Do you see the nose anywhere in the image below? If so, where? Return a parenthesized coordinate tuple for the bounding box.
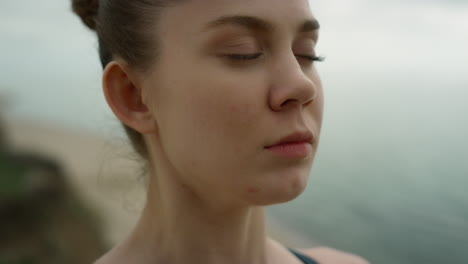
(268, 54, 318, 112)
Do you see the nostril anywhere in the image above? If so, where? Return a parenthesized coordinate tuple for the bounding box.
(303, 100, 313, 107)
(280, 99, 297, 108)
(279, 98, 314, 110)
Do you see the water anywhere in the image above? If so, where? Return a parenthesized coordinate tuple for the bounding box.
(269, 78, 468, 263)
(1, 0, 468, 263)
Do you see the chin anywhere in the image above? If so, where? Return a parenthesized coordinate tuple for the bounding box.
(245, 169, 309, 206)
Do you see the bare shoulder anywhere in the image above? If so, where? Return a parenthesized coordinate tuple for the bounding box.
(302, 247, 370, 264)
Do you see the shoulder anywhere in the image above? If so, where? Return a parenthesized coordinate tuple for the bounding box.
(302, 247, 370, 264)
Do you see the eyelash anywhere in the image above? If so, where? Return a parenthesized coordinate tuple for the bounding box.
(225, 53, 325, 62)
(300, 55, 326, 62)
(225, 53, 263, 60)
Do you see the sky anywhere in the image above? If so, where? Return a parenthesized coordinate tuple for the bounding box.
(0, 0, 467, 134)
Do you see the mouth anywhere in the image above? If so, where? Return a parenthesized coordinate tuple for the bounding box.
(265, 131, 313, 159)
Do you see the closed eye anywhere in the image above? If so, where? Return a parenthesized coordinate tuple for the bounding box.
(224, 53, 263, 60)
(222, 53, 325, 62)
(296, 55, 325, 62)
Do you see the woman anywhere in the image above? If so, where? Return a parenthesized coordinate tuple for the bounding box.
(72, 0, 369, 263)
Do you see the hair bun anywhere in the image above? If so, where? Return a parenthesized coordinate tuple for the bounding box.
(72, 0, 99, 30)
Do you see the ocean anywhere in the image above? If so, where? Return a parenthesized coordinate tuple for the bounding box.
(269, 78, 468, 263)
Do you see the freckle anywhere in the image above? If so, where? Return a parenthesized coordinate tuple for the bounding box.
(229, 104, 241, 113)
(247, 187, 259, 193)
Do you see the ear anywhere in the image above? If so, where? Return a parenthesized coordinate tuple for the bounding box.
(102, 61, 157, 134)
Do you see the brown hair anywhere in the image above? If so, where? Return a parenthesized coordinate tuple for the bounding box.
(72, 0, 183, 161)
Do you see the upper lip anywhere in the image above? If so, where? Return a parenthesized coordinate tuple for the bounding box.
(265, 131, 314, 148)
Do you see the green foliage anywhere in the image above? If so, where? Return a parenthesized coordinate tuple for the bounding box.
(0, 153, 29, 200)
(0, 255, 35, 264)
(0, 151, 107, 263)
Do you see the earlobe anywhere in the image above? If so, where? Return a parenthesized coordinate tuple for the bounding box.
(102, 61, 157, 134)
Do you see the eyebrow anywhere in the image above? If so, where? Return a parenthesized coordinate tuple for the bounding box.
(202, 15, 320, 34)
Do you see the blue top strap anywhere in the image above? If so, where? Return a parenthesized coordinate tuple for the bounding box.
(289, 248, 319, 264)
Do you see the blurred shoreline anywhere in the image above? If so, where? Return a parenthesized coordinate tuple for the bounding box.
(3, 116, 317, 248)
(3, 116, 141, 245)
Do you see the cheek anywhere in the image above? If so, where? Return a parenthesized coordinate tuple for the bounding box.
(305, 68, 324, 129)
(187, 77, 261, 152)
(190, 64, 266, 136)
(155, 65, 267, 176)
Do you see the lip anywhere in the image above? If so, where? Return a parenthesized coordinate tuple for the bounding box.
(265, 131, 313, 159)
(267, 131, 314, 147)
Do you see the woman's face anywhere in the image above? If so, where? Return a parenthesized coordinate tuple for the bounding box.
(143, 0, 324, 206)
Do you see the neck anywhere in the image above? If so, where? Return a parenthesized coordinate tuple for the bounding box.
(126, 174, 271, 264)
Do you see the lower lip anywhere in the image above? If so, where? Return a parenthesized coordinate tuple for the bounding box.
(265, 142, 312, 159)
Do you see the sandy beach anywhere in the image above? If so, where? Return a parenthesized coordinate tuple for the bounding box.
(3, 116, 144, 245)
(2, 116, 317, 248)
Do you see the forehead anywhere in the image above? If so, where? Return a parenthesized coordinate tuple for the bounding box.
(159, 0, 315, 36)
